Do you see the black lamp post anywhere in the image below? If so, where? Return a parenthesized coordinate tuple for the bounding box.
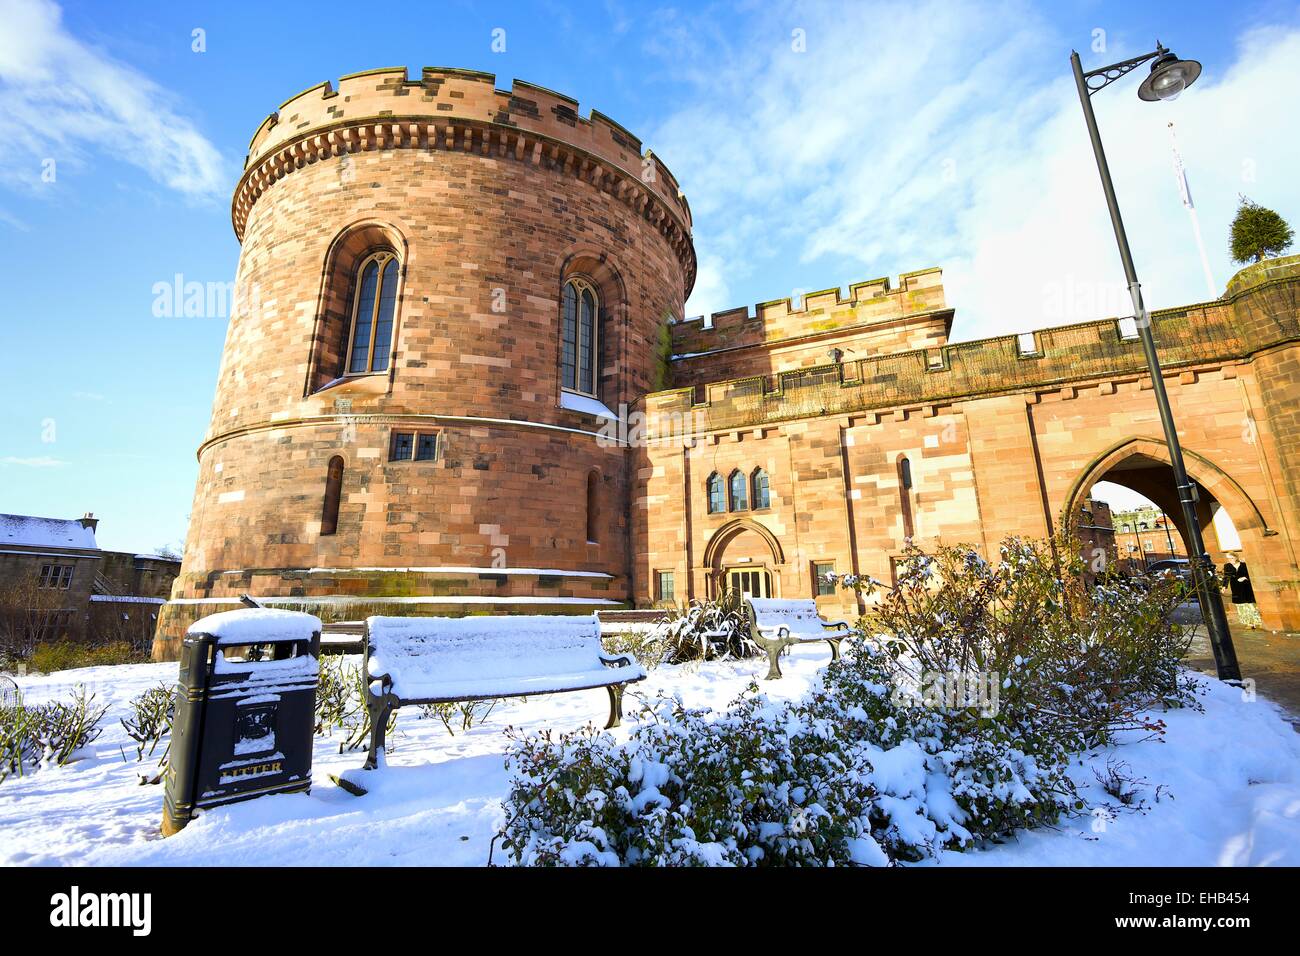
(1071, 42, 1242, 681)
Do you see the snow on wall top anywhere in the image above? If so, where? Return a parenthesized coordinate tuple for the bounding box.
(0, 514, 98, 550)
(188, 608, 322, 644)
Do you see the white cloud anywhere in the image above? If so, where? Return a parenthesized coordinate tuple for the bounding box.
(0, 0, 225, 196)
(0, 206, 28, 230)
(650, 2, 1300, 341)
(682, 252, 731, 322)
(1, 456, 66, 467)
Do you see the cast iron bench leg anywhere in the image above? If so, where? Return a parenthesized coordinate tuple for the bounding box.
(363, 694, 393, 771)
(761, 639, 784, 680)
(605, 683, 625, 729)
(827, 637, 842, 661)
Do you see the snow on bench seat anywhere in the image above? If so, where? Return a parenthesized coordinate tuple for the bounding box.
(366, 614, 643, 699)
(747, 599, 851, 640)
(355, 614, 646, 774)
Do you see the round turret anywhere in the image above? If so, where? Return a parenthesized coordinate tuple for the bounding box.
(154, 67, 695, 659)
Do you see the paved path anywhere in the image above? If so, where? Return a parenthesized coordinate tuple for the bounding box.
(1184, 618, 1300, 730)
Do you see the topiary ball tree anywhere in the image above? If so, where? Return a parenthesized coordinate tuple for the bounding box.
(1230, 196, 1294, 264)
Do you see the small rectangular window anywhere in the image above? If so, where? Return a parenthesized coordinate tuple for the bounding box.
(813, 562, 835, 596)
(389, 431, 414, 461)
(38, 565, 72, 589)
(415, 433, 438, 461)
(656, 571, 675, 604)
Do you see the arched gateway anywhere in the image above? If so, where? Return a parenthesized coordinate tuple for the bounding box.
(1061, 437, 1296, 628)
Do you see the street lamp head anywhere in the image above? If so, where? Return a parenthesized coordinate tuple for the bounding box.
(1138, 46, 1202, 102)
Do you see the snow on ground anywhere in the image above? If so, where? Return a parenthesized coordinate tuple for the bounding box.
(2, 645, 1299, 866)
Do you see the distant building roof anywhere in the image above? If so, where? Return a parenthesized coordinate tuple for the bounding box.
(0, 514, 99, 550)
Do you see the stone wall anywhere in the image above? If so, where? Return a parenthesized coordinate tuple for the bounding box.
(669, 269, 951, 388)
(637, 257, 1300, 630)
(0, 549, 98, 643)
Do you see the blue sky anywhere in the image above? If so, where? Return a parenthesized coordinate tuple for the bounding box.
(1, 0, 1297, 552)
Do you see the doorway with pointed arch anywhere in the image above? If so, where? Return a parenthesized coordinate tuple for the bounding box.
(703, 518, 784, 602)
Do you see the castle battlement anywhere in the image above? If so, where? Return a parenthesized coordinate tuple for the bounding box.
(647, 262, 1300, 436)
(237, 67, 691, 250)
(671, 267, 948, 359)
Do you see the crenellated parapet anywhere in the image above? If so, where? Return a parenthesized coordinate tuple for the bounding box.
(647, 257, 1300, 437)
(671, 267, 948, 359)
(233, 67, 695, 294)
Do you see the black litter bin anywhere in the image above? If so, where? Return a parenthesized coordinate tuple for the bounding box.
(163, 609, 321, 836)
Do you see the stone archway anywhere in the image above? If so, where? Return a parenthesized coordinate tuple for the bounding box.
(701, 518, 785, 600)
(1063, 437, 1297, 630)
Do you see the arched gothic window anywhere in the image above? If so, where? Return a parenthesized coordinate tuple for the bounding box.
(321, 456, 345, 536)
(707, 473, 725, 514)
(346, 251, 400, 375)
(728, 469, 748, 512)
(561, 278, 599, 397)
(751, 468, 770, 510)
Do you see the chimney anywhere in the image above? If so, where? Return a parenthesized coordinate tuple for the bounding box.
(79, 512, 99, 532)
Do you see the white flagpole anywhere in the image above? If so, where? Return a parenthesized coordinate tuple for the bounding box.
(1167, 121, 1218, 300)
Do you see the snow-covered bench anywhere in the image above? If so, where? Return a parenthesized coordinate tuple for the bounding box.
(746, 598, 853, 680)
(359, 614, 645, 771)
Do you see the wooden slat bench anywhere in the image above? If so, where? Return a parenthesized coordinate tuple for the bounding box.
(745, 598, 854, 680)
(359, 614, 645, 772)
(319, 620, 365, 655)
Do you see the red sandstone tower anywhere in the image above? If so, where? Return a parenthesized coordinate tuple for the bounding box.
(154, 67, 696, 659)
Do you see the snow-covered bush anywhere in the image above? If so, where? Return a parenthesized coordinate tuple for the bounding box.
(314, 656, 396, 751)
(837, 537, 1198, 751)
(1, 686, 107, 782)
(602, 629, 671, 670)
(653, 590, 758, 663)
(120, 683, 174, 761)
(314, 655, 357, 735)
(813, 643, 1074, 851)
(495, 646, 1081, 868)
(0, 703, 36, 782)
(495, 690, 890, 866)
(496, 537, 1197, 866)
